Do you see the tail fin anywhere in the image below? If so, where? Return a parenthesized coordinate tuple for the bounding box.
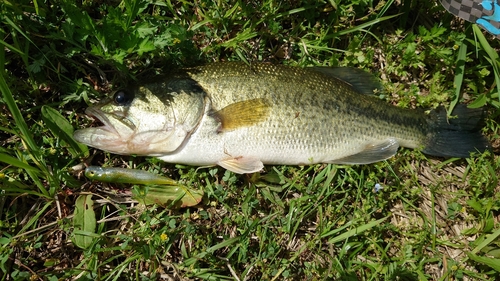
(422, 105, 491, 158)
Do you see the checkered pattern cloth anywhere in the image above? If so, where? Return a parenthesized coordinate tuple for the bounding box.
(440, 0, 500, 38)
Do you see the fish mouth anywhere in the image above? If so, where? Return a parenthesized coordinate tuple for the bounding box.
(73, 107, 136, 153)
(84, 107, 120, 135)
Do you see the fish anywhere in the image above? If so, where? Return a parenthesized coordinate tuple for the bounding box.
(73, 62, 491, 174)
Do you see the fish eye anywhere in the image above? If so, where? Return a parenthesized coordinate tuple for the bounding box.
(113, 90, 134, 105)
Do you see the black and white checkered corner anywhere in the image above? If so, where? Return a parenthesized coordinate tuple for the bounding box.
(440, 0, 500, 39)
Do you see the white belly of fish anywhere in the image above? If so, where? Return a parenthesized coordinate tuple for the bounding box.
(157, 113, 394, 174)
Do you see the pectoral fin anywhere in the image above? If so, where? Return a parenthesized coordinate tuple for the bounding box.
(330, 138, 399, 164)
(217, 157, 264, 174)
(213, 98, 270, 132)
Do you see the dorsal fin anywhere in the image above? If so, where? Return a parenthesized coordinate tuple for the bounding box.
(312, 67, 383, 96)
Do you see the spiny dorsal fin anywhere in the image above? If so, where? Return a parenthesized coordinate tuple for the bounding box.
(213, 98, 270, 132)
(312, 67, 383, 96)
(330, 138, 399, 164)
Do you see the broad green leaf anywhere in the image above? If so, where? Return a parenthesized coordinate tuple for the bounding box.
(124, 0, 149, 28)
(467, 94, 488, 108)
(41, 105, 89, 158)
(73, 195, 97, 249)
(61, 2, 96, 33)
(473, 25, 499, 61)
(137, 38, 156, 55)
(136, 185, 204, 208)
(135, 22, 156, 38)
(467, 199, 483, 213)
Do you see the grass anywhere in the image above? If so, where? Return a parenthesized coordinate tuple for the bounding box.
(1, 0, 500, 280)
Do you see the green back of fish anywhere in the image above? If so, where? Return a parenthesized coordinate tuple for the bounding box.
(186, 62, 428, 151)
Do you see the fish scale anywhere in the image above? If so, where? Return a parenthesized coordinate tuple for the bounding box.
(74, 62, 490, 174)
(151, 64, 419, 169)
(186, 63, 426, 151)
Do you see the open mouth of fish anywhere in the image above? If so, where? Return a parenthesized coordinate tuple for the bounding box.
(73, 106, 137, 150)
(84, 107, 119, 135)
(85, 107, 137, 133)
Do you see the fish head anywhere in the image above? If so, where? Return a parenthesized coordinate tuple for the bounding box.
(74, 79, 206, 156)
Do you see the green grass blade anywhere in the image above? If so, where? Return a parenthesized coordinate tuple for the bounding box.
(448, 41, 466, 116)
(182, 236, 240, 267)
(0, 153, 42, 174)
(473, 24, 500, 104)
(472, 25, 499, 61)
(328, 14, 401, 38)
(0, 73, 51, 195)
(0, 75, 38, 154)
(1, 187, 50, 198)
(0, 38, 24, 56)
(15, 201, 53, 236)
(2, 1, 499, 279)
(273, 6, 311, 19)
(471, 227, 500, 255)
(322, 217, 388, 244)
(2, 15, 60, 79)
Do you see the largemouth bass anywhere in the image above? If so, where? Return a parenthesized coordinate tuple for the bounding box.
(74, 62, 490, 174)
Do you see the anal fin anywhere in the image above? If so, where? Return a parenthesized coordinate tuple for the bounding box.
(217, 156, 264, 174)
(330, 138, 399, 165)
